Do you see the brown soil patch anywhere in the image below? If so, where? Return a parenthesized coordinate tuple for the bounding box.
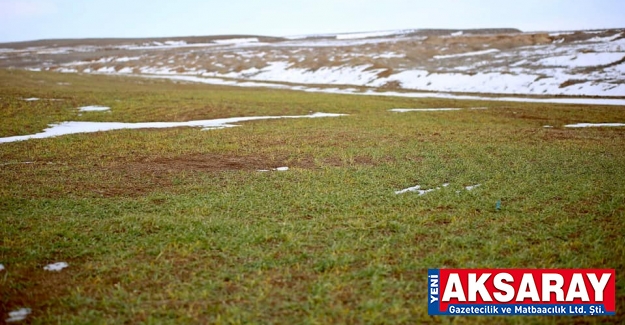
(2, 152, 394, 198)
(0, 262, 77, 323)
(379, 80, 402, 90)
(559, 79, 587, 88)
(142, 153, 286, 172)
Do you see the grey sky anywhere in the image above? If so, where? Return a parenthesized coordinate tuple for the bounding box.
(0, 0, 623, 43)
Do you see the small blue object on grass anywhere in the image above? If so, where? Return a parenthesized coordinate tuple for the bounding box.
(496, 200, 501, 211)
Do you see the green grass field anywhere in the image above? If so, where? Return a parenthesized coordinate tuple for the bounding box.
(1, 69, 624, 324)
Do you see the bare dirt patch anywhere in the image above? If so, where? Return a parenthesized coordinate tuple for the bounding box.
(141, 153, 285, 172)
(0, 263, 77, 323)
(1, 152, 394, 198)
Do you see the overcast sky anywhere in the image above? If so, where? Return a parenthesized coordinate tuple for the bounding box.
(1, 0, 623, 43)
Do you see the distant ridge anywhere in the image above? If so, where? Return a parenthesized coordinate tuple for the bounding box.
(408, 28, 522, 36)
(0, 35, 285, 48)
(0, 29, 523, 47)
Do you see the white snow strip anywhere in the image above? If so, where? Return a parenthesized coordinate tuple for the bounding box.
(585, 33, 623, 43)
(535, 53, 625, 68)
(6, 308, 31, 323)
(465, 184, 481, 191)
(390, 108, 461, 112)
(433, 49, 500, 60)
(357, 90, 625, 106)
(79, 106, 110, 112)
(0, 112, 346, 143)
(23, 97, 39, 101)
(395, 184, 422, 195)
(138, 74, 625, 106)
(470, 107, 488, 110)
(44, 262, 68, 271)
(549, 31, 575, 37)
(115, 56, 141, 62)
(164, 40, 186, 46)
(564, 123, 625, 128)
(213, 38, 259, 45)
(396, 183, 449, 195)
(237, 61, 380, 86)
(543, 125, 554, 128)
(258, 166, 290, 172)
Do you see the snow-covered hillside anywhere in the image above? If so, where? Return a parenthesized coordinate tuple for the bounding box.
(1, 28, 624, 100)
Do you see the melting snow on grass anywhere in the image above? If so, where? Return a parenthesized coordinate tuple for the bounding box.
(6, 308, 31, 323)
(564, 123, 625, 128)
(44, 262, 69, 271)
(389, 108, 462, 112)
(79, 105, 110, 112)
(0, 263, 4, 271)
(395, 183, 449, 195)
(464, 184, 481, 191)
(0, 112, 347, 143)
(258, 167, 289, 172)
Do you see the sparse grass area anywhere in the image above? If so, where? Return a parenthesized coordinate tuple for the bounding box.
(1, 69, 624, 324)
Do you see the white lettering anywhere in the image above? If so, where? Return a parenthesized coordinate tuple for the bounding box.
(468, 273, 492, 301)
(516, 273, 540, 301)
(566, 273, 589, 301)
(493, 272, 514, 302)
(542, 273, 564, 301)
(587, 273, 611, 301)
(442, 274, 466, 302)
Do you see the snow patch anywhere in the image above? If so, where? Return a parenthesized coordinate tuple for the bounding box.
(0, 264, 4, 271)
(115, 56, 141, 62)
(239, 61, 380, 85)
(213, 38, 259, 45)
(44, 262, 68, 271)
(564, 123, 625, 128)
(258, 166, 289, 172)
(535, 52, 625, 68)
(585, 33, 623, 43)
(79, 106, 110, 112)
(141, 74, 625, 106)
(0, 112, 346, 143)
(6, 308, 31, 323)
(549, 31, 575, 37)
(464, 184, 481, 191)
(396, 183, 449, 195)
(389, 108, 461, 112)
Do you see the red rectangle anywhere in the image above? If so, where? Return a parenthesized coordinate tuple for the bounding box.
(437, 269, 615, 313)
